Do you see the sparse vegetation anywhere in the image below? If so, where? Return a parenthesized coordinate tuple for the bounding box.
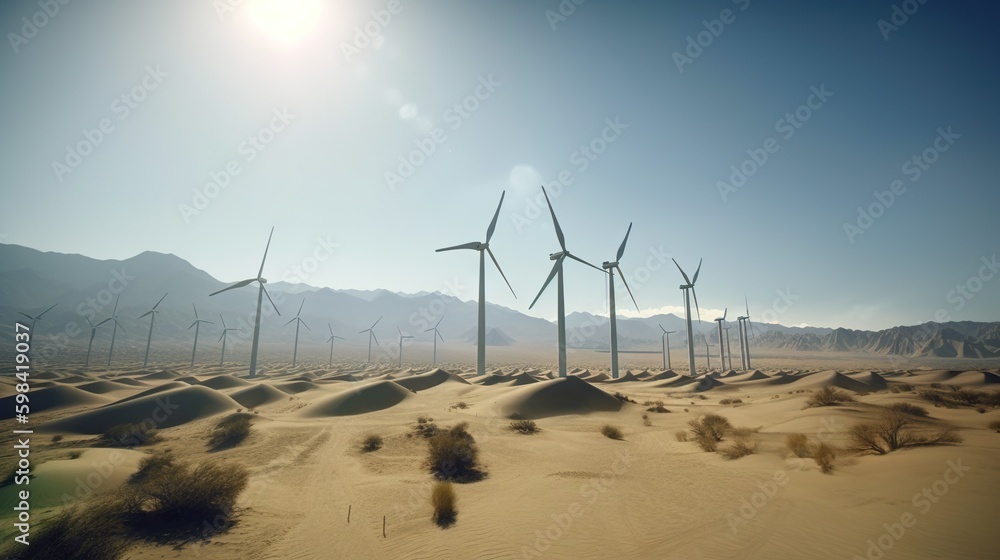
(431, 481, 457, 527)
(786, 433, 811, 458)
(719, 398, 743, 405)
(988, 420, 1000, 433)
(688, 414, 732, 443)
(918, 388, 1000, 409)
(720, 433, 758, 460)
(427, 422, 482, 481)
(362, 435, 383, 452)
(813, 442, 836, 474)
(889, 383, 914, 393)
(601, 425, 624, 440)
(887, 402, 930, 418)
(509, 419, 539, 434)
(130, 452, 176, 484)
(66, 450, 83, 460)
(674, 430, 689, 442)
(51, 435, 64, 443)
(208, 414, 253, 449)
(453, 402, 468, 410)
(641, 413, 652, 427)
(101, 423, 160, 447)
(806, 386, 856, 407)
(613, 392, 636, 404)
(645, 400, 670, 413)
(1, 498, 130, 560)
(412, 417, 441, 439)
(850, 409, 963, 455)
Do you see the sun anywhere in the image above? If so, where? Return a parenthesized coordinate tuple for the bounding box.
(245, 0, 324, 43)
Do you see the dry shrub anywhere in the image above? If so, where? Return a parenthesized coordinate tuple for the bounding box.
(362, 434, 383, 452)
(101, 423, 160, 447)
(889, 383, 913, 393)
(813, 442, 836, 474)
(641, 413, 652, 427)
(806, 386, 855, 407)
(613, 392, 636, 404)
(431, 481, 456, 526)
(887, 402, 929, 417)
(786, 433, 811, 458)
(720, 434, 758, 460)
(510, 419, 539, 434)
(989, 420, 1000, 433)
(122, 460, 249, 522)
(694, 432, 717, 452)
(601, 425, 624, 440)
(130, 451, 175, 485)
(208, 413, 252, 449)
(453, 402, 468, 409)
(688, 414, 732, 443)
(850, 409, 962, 455)
(428, 422, 482, 481)
(674, 430, 689, 442)
(920, 388, 1000, 409)
(645, 400, 669, 413)
(413, 418, 441, 439)
(0, 498, 130, 560)
(719, 398, 743, 405)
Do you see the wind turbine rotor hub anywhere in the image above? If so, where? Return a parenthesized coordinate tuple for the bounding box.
(549, 251, 565, 261)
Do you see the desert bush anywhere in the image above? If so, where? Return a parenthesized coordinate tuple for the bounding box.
(130, 452, 176, 484)
(613, 392, 636, 404)
(694, 432, 718, 452)
(720, 434, 758, 460)
(101, 423, 160, 447)
(453, 402, 468, 409)
(51, 435, 64, 443)
(674, 430, 689, 442)
(431, 481, 456, 526)
(889, 383, 914, 393)
(813, 442, 836, 474)
(849, 422, 887, 455)
(0, 498, 130, 560)
(730, 426, 760, 438)
(976, 407, 986, 414)
(887, 402, 930, 417)
(123, 460, 249, 521)
(688, 414, 732, 443)
(208, 413, 252, 449)
(719, 398, 743, 405)
(919, 388, 1000, 409)
(806, 386, 855, 407)
(413, 419, 441, 439)
(417, 415, 433, 424)
(786, 433, 811, 458)
(987, 420, 1000, 432)
(697, 395, 708, 400)
(510, 419, 539, 434)
(362, 434, 383, 452)
(428, 423, 482, 481)
(641, 413, 652, 427)
(601, 425, 624, 440)
(850, 409, 961, 455)
(645, 401, 669, 413)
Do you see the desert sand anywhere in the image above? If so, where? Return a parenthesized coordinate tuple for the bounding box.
(2, 353, 999, 559)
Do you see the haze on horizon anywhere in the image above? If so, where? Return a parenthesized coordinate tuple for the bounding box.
(1, 0, 998, 332)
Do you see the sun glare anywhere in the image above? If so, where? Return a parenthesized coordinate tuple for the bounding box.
(246, 0, 324, 43)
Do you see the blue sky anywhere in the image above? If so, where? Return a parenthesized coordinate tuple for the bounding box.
(1, 0, 997, 331)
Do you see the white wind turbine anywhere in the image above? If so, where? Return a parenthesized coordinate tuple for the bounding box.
(139, 293, 168, 368)
(325, 323, 344, 367)
(738, 294, 756, 369)
(210, 227, 281, 378)
(84, 317, 111, 367)
(284, 298, 309, 367)
(188, 304, 214, 367)
(435, 191, 516, 376)
(360, 316, 382, 364)
(424, 316, 444, 365)
(658, 324, 676, 370)
(713, 308, 727, 371)
(723, 323, 733, 371)
(396, 327, 414, 367)
(602, 223, 640, 379)
(672, 258, 703, 377)
(218, 315, 237, 367)
(107, 295, 126, 367)
(529, 186, 604, 378)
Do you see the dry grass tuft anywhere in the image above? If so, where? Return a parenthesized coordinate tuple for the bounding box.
(428, 423, 483, 481)
(786, 433, 811, 458)
(601, 425, 624, 440)
(101, 423, 160, 447)
(208, 413, 252, 450)
(431, 481, 457, 527)
(674, 430, 689, 442)
(813, 442, 836, 473)
(806, 386, 855, 407)
(509, 419, 539, 434)
(362, 434, 383, 452)
(720, 434, 758, 460)
(887, 402, 930, 417)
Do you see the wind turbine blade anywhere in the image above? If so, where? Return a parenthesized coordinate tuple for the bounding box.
(566, 253, 603, 273)
(261, 285, 280, 316)
(436, 241, 480, 252)
(284, 317, 297, 327)
(540, 186, 566, 251)
(692, 258, 702, 285)
(203, 320, 214, 325)
(371, 316, 382, 329)
(300, 320, 310, 330)
(327, 336, 334, 343)
(529, 255, 564, 309)
(38, 303, 58, 318)
(258, 226, 274, 278)
(192, 303, 198, 319)
(658, 323, 666, 333)
(210, 278, 256, 296)
(96, 318, 112, 327)
(371, 331, 379, 346)
(486, 247, 516, 298)
(692, 287, 702, 324)
(485, 190, 505, 243)
(723, 307, 727, 320)
(672, 258, 692, 285)
(328, 323, 334, 336)
(219, 331, 228, 342)
(437, 330, 444, 342)
(296, 299, 304, 317)
(435, 315, 444, 328)
(139, 310, 153, 319)
(397, 326, 402, 337)
(188, 321, 197, 330)
(220, 314, 227, 329)
(152, 293, 168, 310)
(359, 328, 370, 334)
(112, 295, 120, 316)
(334, 335, 344, 340)
(86, 317, 94, 327)
(424, 327, 434, 332)
(744, 293, 750, 318)
(616, 265, 639, 312)
(18, 312, 33, 321)
(114, 319, 127, 333)
(615, 222, 633, 262)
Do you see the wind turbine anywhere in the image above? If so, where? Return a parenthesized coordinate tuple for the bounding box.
(435, 191, 516, 376)
(672, 258, 703, 377)
(360, 316, 382, 364)
(107, 295, 126, 367)
(284, 298, 309, 367)
(424, 316, 445, 365)
(658, 324, 676, 370)
(713, 308, 727, 371)
(188, 304, 214, 367)
(218, 314, 237, 367)
(139, 293, 168, 368)
(19, 303, 57, 333)
(84, 317, 111, 367)
(325, 323, 344, 367)
(723, 323, 733, 371)
(742, 294, 756, 369)
(529, 186, 604, 378)
(602, 223, 640, 379)
(209, 227, 281, 378)
(396, 327, 414, 367)
(736, 316, 747, 370)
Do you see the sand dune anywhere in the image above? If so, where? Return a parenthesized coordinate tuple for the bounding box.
(781, 370, 876, 392)
(845, 370, 889, 389)
(228, 384, 289, 408)
(105, 381, 191, 406)
(494, 375, 622, 419)
(723, 370, 772, 383)
(40, 385, 240, 434)
(134, 369, 183, 381)
(76, 380, 135, 394)
(607, 372, 640, 383)
(271, 380, 322, 394)
(0, 386, 108, 419)
(650, 369, 679, 381)
(394, 368, 471, 392)
(199, 374, 252, 390)
(294, 380, 413, 417)
(478, 374, 513, 386)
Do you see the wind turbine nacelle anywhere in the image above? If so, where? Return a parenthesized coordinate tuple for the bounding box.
(602, 261, 618, 269)
(549, 251, 565, 261)
(259, 278, 268, 284)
